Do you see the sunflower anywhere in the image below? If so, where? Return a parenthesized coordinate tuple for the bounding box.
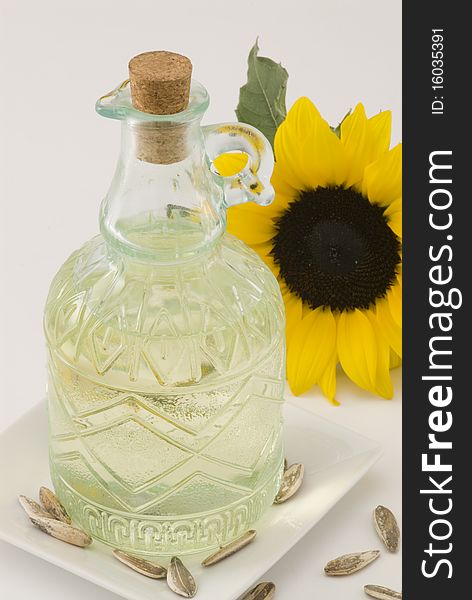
(217, 98, 401, 403)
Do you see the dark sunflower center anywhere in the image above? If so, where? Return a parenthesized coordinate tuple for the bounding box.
(272, 186, 401, 311)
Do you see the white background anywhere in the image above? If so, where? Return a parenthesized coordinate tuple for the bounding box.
(0, 1, 402, 598)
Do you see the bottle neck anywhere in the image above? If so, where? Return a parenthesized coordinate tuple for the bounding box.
(100, 117, 226, 264)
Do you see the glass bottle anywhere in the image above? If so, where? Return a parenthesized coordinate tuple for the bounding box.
(44, 52, 285, 556)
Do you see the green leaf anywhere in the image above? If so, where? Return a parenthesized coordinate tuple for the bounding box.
(236, 40, 288, 148)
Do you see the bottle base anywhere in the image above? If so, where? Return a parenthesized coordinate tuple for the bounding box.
(50, 458, 284, 556)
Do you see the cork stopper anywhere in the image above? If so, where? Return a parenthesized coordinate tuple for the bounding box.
(129, 51, 192, 114)
(128, 51, 193, 164)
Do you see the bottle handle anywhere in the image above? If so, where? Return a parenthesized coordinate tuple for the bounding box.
(203, 123, 275, 207)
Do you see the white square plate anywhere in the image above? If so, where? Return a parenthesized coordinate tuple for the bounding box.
(0, 401, 381, 600)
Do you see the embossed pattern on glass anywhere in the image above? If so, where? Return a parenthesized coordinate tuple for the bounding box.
(45, 78, 285, 556)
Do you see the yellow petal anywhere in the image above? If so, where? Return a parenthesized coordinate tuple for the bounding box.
(387, 282, 402, 328)
(365, 310, 394, 399)
(287, 307, 337, 396)
(376, 297, 402, 357)
(366, 110, 392, 161)
(388, 212, 402, 239)
(280, 279, 296, 305)
(384, 197, 402, 217)
(284, 293, 304, 346)
(384, 198, 403, 239)
(341, 105, 392, 188)
(337, 309, 378, 394)
(226, 204, 276, 244)
(340, 103, 368, 187)
(390, 349, 402, 369)
(275, 97, 348, 190)
(271, 164, 299, 199)
(318, 353, 339, 405)
(301, 302, 313, 319)
(362, 144, 402, 206)
(250, 241, 274, 260)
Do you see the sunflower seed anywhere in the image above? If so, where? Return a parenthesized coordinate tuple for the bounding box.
(324, 550, 380, 576)
(202, 529, 256, 566)
(39, 486, 71, 524)
(29, 514, 92, 547)
(241, 581, 276, 600)
(167, 556, 197, 598)
(364, 584, 402, 599)
(113, 549, 166, 578)
(18, 495, 53, 520)
(373, 505, 400, 552)
(274, 463, 304, 503)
